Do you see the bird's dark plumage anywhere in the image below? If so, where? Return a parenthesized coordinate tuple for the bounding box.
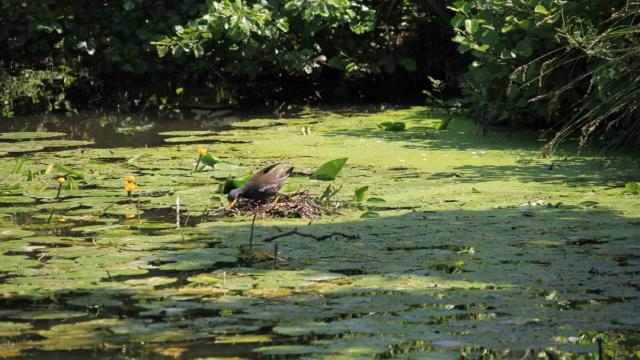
(228, 164, 293, 205)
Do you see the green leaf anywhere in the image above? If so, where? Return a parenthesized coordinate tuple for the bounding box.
(471, 187, 481, 193)
(435, 118, 452, 130)
(353, 186, 369, 203)
(156, 45, 168, 58)
(366, 197, 386, 204)
(11, 156, 27, 174)
(200, 153, 220, 167)
(301, 126, 311, 136)
(221, 173, 252, 194)
(55, 165, 87, 180)
(311, 158, 347, 181)
(515, 38, 533, 57)
(578, 200, 599, 208)
(624, 182, 640, 194)
(360, 210, 380, 218)
(399, 58, 417, 72)
(123, 0, 135, 11)
(377, 122, 406, 131)
(464, 19, 479, 34)
(175, 87, 184, 95)
(193, 44, 204, 58)
(534, 5, 549, 15)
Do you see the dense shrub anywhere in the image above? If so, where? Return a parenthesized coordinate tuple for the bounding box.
(450, 0, 639, 149)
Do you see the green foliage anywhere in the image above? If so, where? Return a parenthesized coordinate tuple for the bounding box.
(311, 158, 348, 181)
(450, 0, 639, 150)
(0, 64, 74, 117)
(317, 183, 342, 208)
(153, 0, 434, 79)
(1, 0, 455, 115)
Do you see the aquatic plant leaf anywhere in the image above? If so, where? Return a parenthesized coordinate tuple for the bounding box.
(11, 156, 28, 174)
(55, 164, 88, 180)
(353, 186, 369, 202)
(360, 210, 380, 218)
(311, 158, 347, 180)
(471, 187, 481, 193)
(0, 140, 93, 153)
(253, 345, 319, 355)
(0, 322, 32, 337)
(215, 335, 273, 344)
(0, 132, 65, 140)
(221, 173, 252, 194)
(158, 130, 216, 137)
(378, 121, 406, 131)
(0, 196, 36, 204)
(624, 182, 639, 194)
(578, 200, 599, 207)
(163, 135, 222, 143)
(200, 153, 220, 167)
(435, 118, 452, 130)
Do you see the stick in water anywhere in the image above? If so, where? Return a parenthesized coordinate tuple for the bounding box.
(176, 195, 180, 229)
(249, 212, 257, 251)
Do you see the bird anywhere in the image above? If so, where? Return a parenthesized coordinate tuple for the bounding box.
(227, 164, 294, 207)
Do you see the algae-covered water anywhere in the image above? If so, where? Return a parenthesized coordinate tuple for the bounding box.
(1, 107, 639, 359)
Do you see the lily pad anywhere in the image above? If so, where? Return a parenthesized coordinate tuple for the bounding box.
(253, 345, 319, 355)
(0, 132, 66, 140)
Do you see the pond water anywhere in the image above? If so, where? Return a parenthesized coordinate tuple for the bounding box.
(1, 106, 639, 359)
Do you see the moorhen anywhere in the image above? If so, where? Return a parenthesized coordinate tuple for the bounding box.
(228, 164, 294, 207)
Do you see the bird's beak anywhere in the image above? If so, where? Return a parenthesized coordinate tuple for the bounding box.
(227, 199, 235, 208)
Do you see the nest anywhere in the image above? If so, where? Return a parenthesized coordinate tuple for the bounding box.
(226, 191, 328, 218)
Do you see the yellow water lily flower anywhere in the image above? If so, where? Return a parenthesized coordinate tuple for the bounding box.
(57, 177, 66, 184)
(124, 175, 136, 183)
(124, 182, 136, 192)
(196, 147, 208, 156)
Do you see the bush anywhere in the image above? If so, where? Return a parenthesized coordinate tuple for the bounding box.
(450, 0, 639, 150)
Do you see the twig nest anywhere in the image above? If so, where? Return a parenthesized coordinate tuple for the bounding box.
(227, 191, 329, 218)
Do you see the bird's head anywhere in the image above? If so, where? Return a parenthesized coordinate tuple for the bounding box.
(227, 188, 242, 208)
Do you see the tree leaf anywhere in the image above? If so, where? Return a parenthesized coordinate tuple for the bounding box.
(399, 58, 417, 72)
(311, 158, 347, 181)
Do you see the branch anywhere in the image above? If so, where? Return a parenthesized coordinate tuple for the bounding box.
(263, 228, 359, 242)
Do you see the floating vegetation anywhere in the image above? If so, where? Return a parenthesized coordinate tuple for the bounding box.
(0, 107, 639, 358)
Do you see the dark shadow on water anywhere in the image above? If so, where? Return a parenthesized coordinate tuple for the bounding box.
(0, 103, 414, 149)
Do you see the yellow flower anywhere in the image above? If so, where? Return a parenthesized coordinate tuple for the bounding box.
(124, 175, 136, 183)
(57, 177, 66, 184)
(125, 214, 136, 219)
(124, 182, 136, 192)
(196, 147, 208, 156)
